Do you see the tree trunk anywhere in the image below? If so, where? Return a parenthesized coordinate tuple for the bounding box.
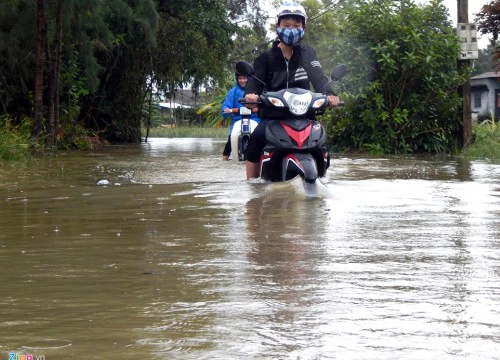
(46, 41, 53, 143)
(48, 1, 63, 146)
(33, 0, 46, 140)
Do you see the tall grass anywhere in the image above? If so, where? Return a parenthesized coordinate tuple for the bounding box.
(0, 117, 32, 162)
(462, 119, 500, 160)
(143, 126, 228, 138)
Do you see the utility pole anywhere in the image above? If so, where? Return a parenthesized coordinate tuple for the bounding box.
(458, 0, 472, 147)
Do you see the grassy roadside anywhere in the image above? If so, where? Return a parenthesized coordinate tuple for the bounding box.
(143, 126, 228, 139)
(0, 123, 31, 162)
(461, 120, 500, 160)
(143, 124, 500, 161)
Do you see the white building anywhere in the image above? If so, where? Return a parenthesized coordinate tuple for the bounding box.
(471, 71, 500, 122)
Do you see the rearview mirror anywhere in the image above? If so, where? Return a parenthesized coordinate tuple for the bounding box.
(331, 64, 347, 81)
(235, 61, 254, 77)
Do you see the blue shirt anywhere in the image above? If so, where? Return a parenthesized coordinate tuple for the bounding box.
(221, 81, 260, 134)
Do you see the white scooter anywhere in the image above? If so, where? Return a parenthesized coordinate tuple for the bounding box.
(228, 106, 259, 161)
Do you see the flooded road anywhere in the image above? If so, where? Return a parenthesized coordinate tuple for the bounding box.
(1, 138, 499, 359)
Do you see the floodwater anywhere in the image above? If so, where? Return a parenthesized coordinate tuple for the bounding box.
(1, 137, 499, 360)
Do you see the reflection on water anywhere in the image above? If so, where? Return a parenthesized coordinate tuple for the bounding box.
(0, 138, 499, 359)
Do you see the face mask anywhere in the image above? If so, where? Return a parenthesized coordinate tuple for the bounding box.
(276, 27, 304, 46)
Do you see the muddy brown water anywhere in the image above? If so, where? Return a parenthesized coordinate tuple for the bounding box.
(1, 138, 499, 359)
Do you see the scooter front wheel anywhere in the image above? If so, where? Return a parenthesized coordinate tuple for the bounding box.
(302, 178, 319, 197)
(238, 135, 250, 161)
(281, 153, 318, 183)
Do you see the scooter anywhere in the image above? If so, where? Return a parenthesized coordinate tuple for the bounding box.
(228, 107, 259, 161)
(235, 61, 347, 191)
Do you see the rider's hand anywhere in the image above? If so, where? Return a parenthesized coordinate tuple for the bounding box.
(223, 107, 232, 113)
(244, 93, 259, 109)
(327, 95, 340, 108)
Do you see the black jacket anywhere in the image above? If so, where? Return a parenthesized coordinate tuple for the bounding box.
(245, 40, 335, 96)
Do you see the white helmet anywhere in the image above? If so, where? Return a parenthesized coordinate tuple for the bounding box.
(277, 2, 307, 25)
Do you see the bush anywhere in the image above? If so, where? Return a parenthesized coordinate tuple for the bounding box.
(320, 0, 465, 154)
(0, 116, 32, 162)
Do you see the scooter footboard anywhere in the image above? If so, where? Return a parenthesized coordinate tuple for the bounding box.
(230, 119, 259, 161)
(281, 152, 318, 183)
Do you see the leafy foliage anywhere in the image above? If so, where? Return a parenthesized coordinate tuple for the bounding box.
(472, 45, 497, 75)
(0, 0, 474, 154)
(0, 0, 266, 146)
(196, 77, 235, 129)
(475, 0, 500, 62)
(0, 0, 37, 119)
(77, 0, 160, 142)
(316, 0, 467, 153)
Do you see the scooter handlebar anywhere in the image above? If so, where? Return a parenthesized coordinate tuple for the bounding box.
(238, 97, 260, 105)
(238, 94, 342, 109)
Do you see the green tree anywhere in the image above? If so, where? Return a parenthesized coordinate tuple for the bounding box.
(316, 0, 467, 153)
(33, 0, 46, 140)
(0, 0, 39, 121)
(148, 0, 267, 132)
(472, 45, 497, 76)
(76, 0, 159, 142)
(0, 0, 117, 146)
(300, 0, 344, 68)
(0, 0, 269, 146)
(475, 0, 500, 63)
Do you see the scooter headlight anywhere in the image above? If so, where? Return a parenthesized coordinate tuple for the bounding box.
(283, 91, 312, 116)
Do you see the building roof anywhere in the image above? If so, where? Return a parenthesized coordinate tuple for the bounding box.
(158, 89, 200, 108)
(471, 71, 500, 80)
(159, 102, 192, 109)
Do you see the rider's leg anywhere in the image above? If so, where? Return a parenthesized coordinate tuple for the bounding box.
(222, 136, 231, 160)
(246, 161, 260, 179)
(243, 120, 268, 178)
